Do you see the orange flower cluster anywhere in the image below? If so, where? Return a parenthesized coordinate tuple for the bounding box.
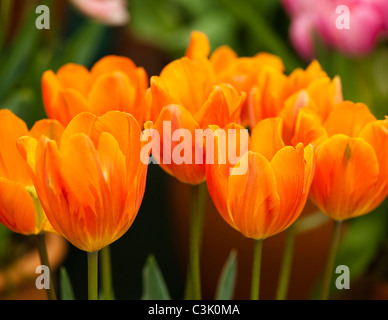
(0, 30, 386, 255)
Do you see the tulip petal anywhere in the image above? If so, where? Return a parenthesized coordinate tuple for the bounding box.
(278, 90, 312, 143)
(305, 76, 343, 121)
(42, 70, 62, 118)
(16, 136, 58, 235)
(90, 55, 137, 81)
(227, 151, 281, 240)
(269, 143, 313, 233)
(50, 89, 90, 126)
(0, 109, 30, 184)
(42, 134, 108, 251)
(195, 84, 244, 128)
(210, 45, 238, 74)
(323, 101, 376, 137)
(153, 105, 205, 185)
(359, 119, 388, 211)
(205, 123, 249, 227)
(247, 68, 287, 127)
(148, 76, 178, 122)
(0, 177, 35, 235)
(29, 119, 64, 145)
(185, 31, 211, 60)
(205, 159, 230, 227)
(310, 134, 380, 220)
(16, 136, 38, 178)
(56, 63, 91, 96)
(251, 117, 285, 162)
(91, 111, 143, 178)
(91, 111, 142, 154)
(97, 132, 130, 245)
(60, 134, 106, 211)
(88, 72, 137, 116)
(156, 57, 215, 115)
(292, 107, 328, 147)
(60, 112, 98, 146)
(287, 60, 327, 93)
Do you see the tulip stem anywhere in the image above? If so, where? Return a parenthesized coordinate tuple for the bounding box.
(320, 220, 343, 300)
(186, 182, 208, 300)
(276, 225, 295, 300)
(35, 233, 57, 300)
(100, 245, 114, 300)
(250, 239, 263, 300)
(87, 251, 99, 300)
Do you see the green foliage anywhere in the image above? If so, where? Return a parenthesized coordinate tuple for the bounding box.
(128, 0, 301, 69)
(59, 267, 76, 300)
(141, 255, 171, 300)
(0, 3, 106, 128)
(333, 201, 388, 289)
(0, 224, 12, 268)
(215, 250, 238, 300)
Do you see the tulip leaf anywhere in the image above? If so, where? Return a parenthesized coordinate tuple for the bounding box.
(59, 267, 75, 300)
(215, 249, 238, 300)
(141, 255, 171, 300)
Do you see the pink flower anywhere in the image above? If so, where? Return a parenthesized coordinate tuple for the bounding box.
(369, 0, 388, 31)
(70, 0, 130, 26)
(283, 0, 388, 59)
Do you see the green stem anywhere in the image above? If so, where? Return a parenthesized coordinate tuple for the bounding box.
(35, 233, 57, 300)
(100, 245, 114, 300)
(250, 239, 263, 300)
(185, 182, 208, 300)
(87, 251, 99, 300)
(184, 267, 193, 300)
(276, 225, 295, 300)
(320, 220, 343, 300)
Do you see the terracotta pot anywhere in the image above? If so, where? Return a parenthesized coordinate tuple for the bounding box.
(0, 233, 69, 300)
(168, 177, 335, 300)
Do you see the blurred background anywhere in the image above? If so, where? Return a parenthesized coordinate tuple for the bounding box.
(0, 0, 387, 300)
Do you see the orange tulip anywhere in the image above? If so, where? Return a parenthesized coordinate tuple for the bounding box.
(185, 31, 284, 126)
(248, 60, 343, 144)
(0, 109, 64, 235)
(147, 55, 245, 185)
(42, 55, 148, 126)
(206, 118, 314, 240)
(297, 101, 388, 220)
(17, 111, 149, 252)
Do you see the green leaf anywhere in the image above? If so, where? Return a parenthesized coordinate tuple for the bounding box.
(59, 267, 75, 300)
(57, 21, 106, 68)
(215, 250, 238, 300)
(141, 255, 171, 300)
